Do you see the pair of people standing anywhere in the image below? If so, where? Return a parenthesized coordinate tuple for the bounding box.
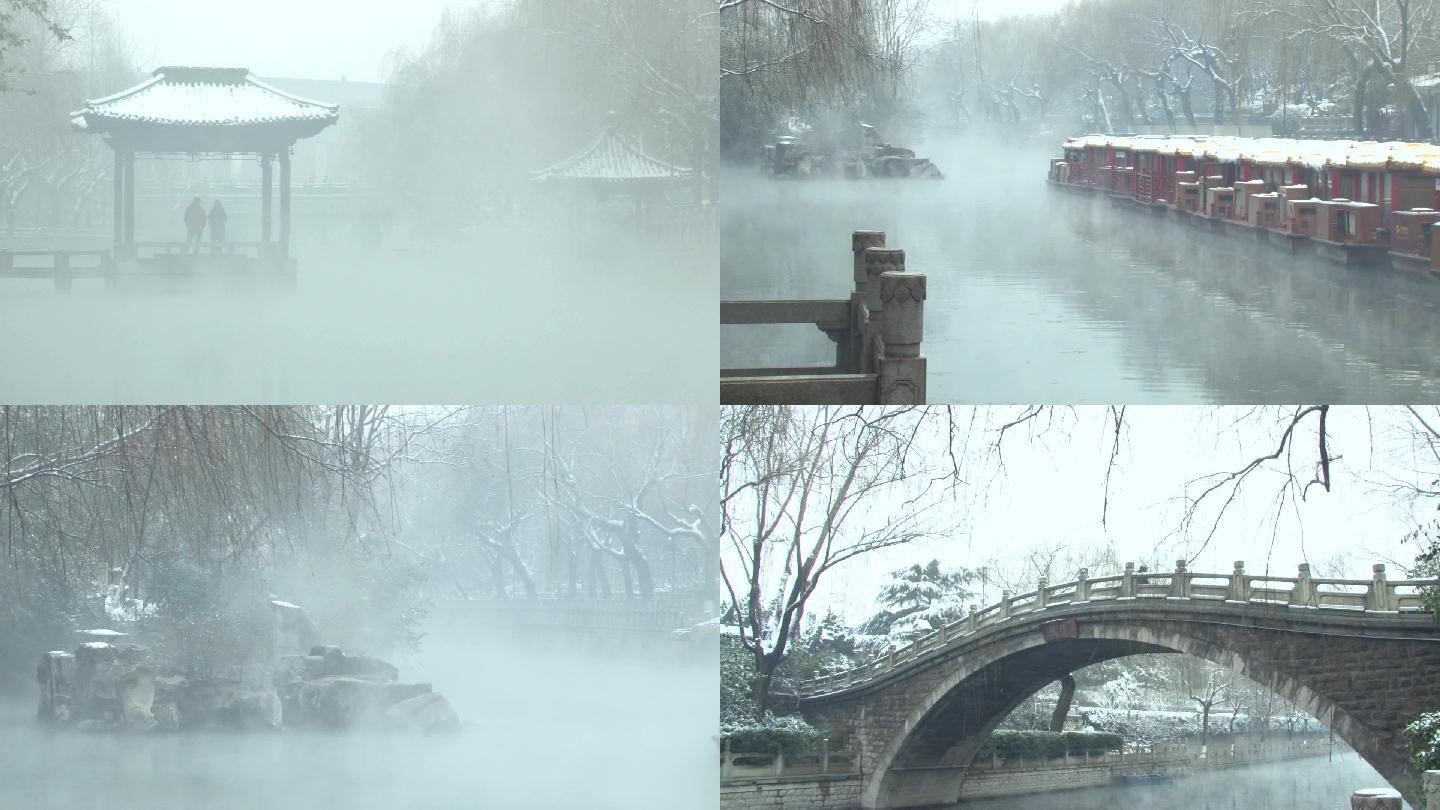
(183, 198, 228, 251)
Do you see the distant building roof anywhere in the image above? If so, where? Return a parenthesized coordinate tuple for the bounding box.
(72, 66, 339, 152)
(533, 121, 692, 185)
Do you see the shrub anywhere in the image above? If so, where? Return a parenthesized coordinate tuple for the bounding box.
(975, 730, 1123, 760)
(1405, 711, 1440, 772)
(722, 714, 824, 755)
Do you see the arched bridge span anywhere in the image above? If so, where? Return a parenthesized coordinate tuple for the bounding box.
(797, 562, 1440, 808)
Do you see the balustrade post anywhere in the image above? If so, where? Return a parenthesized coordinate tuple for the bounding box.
(53, 251, 71, 293)
(1000, 590, 1013, 619)
(887, 645, 896, 670)
(1171, 559, 1191, 598)
(967, 604, 979, 633)
(1122, 563, 1136, 598)
(775, 748, 785, 777)
(938, 622, 949, 645)
(1035, 578, 1048, 609)
(849, 231, 885, 372)
(1292, 563, 1316, 607)
(721, 739, 731, 779)
(1423, 770, 1440, 809)
(861, 247, 902, 374)
(1228, 561, 1249, 602)
(1365, 564, 1393, 611)
(821, 738, 831, 773)
(877, 268, 926, 404)
(1349, 789, 1402, 809)
(1075, 568, 1091, 602)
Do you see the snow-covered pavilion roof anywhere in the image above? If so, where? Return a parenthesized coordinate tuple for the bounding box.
(533, 124, 692, 185)
(1061, 134, 1440, 175)
(71, 66, 339, 152)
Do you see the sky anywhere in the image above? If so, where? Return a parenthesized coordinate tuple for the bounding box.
(932, 0, 1073, 23)
(95, 0, 486, 83)
(728, 406, 1435, 625)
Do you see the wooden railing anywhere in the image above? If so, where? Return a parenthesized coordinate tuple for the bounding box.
(799, 561, 1436, 696)
(721, 230, 927, 404)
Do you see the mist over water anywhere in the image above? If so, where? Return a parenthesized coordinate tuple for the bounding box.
(0, 210, 714, 403)
(1, 611, 716, 810)
(954, 752, 1407, 809)
(722, 135, 1440, 402)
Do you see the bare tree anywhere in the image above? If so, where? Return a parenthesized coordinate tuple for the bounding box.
(720, 405, 962, 715)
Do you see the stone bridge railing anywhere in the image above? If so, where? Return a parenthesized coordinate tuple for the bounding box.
(721, 230, 927, 405)
(800, 561, 1437, 697)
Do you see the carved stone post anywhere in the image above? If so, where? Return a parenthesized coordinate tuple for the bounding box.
(862, 247, 903, 373)
(853, 230, 885, 291)
(1228, 561, 1248, 602)
(1171, 559, 1191, 599)
(1122, 562, 1136, 598)
(1000, 590, 1012, 619)
(877, 269, 926, 404)
(1365, 564, 1393, 611)
(938, 622, 949, 645)
(1423, 770, 1440, 809)
(1075, 568, 1091, 602)
(886, 645, 896, 670)
(967, 604, 979, 633)
(1292, 563, 1316, 607)
(1036, 578, 1049, 609)
(1350, 789, 1401, 809)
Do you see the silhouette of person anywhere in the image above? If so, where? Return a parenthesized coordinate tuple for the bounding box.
(208, 200, 228, 246)
(184, 197, 205, 253)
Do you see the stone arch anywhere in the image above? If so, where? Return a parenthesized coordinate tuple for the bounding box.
(859, 617, 1409, 809)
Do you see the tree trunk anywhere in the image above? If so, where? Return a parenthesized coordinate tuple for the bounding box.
(1050, 674, 1077, 731)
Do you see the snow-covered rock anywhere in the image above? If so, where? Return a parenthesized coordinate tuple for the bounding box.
(383, 693, 459, 733)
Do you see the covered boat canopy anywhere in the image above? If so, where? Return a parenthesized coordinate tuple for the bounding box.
(1062, 134, 1440, 175)
(533, 118, 692, 191)
(71, 66, 338, 153)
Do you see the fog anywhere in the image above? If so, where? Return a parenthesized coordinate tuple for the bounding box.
(0, 405, 717, 809)
(722, 133, 1440, 402)
(0, 0, 716, 403)
(2, 631, 714, 810)
(956, 754, 1407, 809)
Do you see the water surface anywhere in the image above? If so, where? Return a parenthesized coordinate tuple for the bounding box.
(722, 137, 1440, 403)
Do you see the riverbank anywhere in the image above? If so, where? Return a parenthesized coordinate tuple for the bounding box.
(721, 738, 1345, 810)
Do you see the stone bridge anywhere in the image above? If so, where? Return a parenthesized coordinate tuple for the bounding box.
(796, 562, 1440, 809)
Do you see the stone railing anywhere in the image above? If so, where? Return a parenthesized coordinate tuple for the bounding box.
(800, 561, 1436, 696)
(721, 736, 1333, 782)
(720, 739, 857, 779)
(721, 229, 927, 404)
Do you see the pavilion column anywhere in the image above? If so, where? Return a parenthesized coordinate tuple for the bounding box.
(123, 150, 135, 251)
(111, 148, 123, 248)
(261, 152, 273, 245)
(279, 149, 291, 257)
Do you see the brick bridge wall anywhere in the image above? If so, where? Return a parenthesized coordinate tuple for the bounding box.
(798, 600, 1440, 809)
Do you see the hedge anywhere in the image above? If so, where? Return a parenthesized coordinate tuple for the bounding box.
(975, 730, 1124, 760)
(722, 715, 823, 755)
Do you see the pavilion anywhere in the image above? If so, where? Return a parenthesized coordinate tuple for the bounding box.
(71, 66, 339, 266)
(532, 115, 695, 216)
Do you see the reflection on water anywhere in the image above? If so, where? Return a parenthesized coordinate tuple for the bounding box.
(954, 752, 1408, 810)
(0, 619, 715, 810)
(721, 137, 1440, 402)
